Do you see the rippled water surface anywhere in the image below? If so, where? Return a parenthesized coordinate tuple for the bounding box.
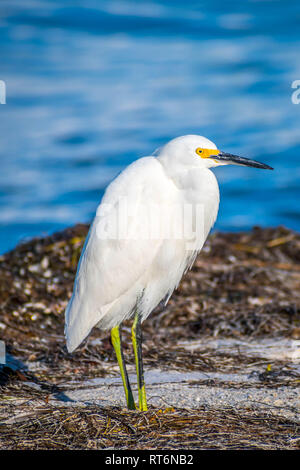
(1, 0, 300, 253)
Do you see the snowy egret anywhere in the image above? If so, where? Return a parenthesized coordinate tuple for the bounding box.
(65, 135, 273, 411)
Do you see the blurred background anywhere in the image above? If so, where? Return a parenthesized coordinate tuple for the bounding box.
(0, 0, 300, 254)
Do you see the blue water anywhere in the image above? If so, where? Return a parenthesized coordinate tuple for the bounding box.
(1, 0, 300, 254)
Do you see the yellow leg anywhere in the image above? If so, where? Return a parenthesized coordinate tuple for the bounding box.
(132, 311, 147, 411)
(111, 325, 136, 410)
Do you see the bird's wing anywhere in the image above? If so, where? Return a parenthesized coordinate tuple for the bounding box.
(65, 157, 172, 351)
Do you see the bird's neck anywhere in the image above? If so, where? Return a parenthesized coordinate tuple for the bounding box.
(159, 162, 214, 191)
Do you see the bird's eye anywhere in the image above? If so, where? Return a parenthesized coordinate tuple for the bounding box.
(195, 148, 203, 156)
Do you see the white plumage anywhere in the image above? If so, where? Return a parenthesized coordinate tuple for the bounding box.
(65, 134, 272, 354)
(64, 134, 273, 412)
(65, 135, 220, 352)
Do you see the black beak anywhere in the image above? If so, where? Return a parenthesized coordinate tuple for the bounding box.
(214, 152, 273, 170)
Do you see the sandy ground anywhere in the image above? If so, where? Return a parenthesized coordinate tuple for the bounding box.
(22, 337, 299, 421)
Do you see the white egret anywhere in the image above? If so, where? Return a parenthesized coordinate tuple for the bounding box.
(64, 135, 272, 411)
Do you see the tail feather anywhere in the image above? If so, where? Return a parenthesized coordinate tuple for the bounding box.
(65, 294, 95, 352)
(64, 293, 114, 352)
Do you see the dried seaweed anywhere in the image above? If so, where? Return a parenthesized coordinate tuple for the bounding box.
(0, 224, 299, 449)
(0, 401, 299, 450)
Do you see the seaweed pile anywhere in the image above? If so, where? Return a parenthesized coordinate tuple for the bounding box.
(1, 403, 299, 450)
(0, 224, 299, 449)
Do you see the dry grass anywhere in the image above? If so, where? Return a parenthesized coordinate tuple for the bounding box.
(1, 401, 299, 450)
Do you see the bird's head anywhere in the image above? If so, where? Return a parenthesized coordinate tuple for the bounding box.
(157, 135, 273, 172)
